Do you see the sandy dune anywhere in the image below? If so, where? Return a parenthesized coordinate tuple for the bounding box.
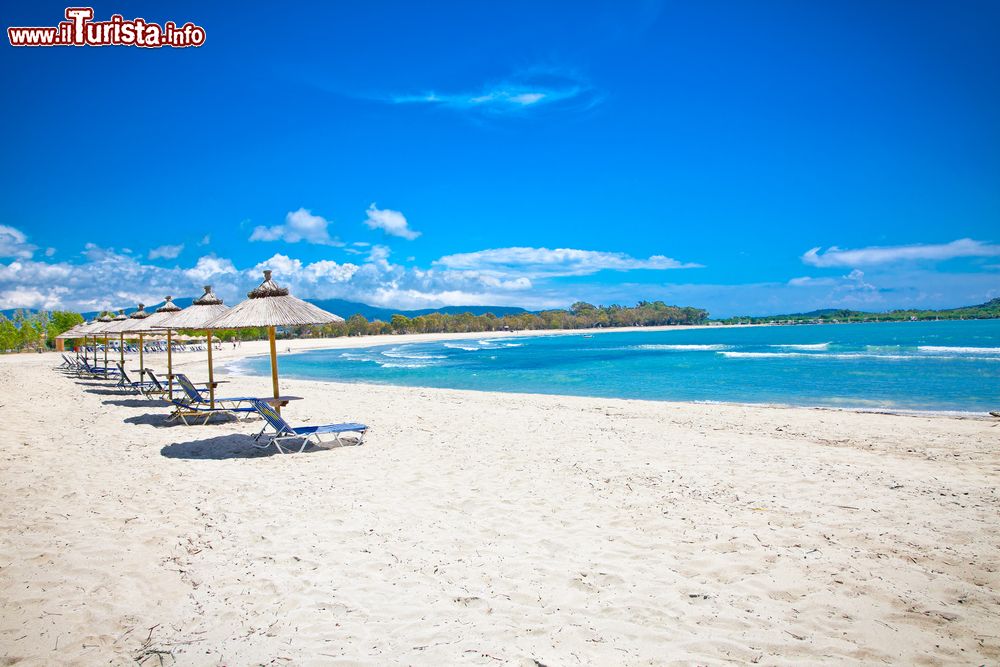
(0, 335, 997, 665)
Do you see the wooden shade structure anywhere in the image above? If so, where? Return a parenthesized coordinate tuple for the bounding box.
(105, 309, 129, 369)
(109, 304, 153, 375)
(155, 286, 229, 407)
(141, 297, 182, 399)
(57, 319, 100, 366)
(202, 270, 343, 412)
(93, 312, 115, 370)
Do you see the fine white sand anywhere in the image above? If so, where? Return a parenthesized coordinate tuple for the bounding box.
(0, 332, 998, 665)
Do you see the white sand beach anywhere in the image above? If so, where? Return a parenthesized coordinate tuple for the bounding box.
(0, 332, 998, 665)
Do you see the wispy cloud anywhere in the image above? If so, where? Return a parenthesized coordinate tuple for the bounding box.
(386, 67, 602, 115)
(0, 225, 37, 259)
(3, 236, 999, 316)
(149, 244, 184, 260)
(435, 246, 701, 278)
(363, 204, 420, 240)
(802, 238, 1000, 267)
(250, 208, 343, 246)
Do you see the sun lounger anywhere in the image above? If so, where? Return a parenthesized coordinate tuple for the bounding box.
(250, 398, 367, 454)
(175, 374, 260, 413)
(167, 373, 257, 424)
(78, 359, 120, 379)
(115, 362, 162, 397)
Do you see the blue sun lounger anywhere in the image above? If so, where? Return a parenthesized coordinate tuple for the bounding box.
(79, 359, 120, 379)
(115, 362, 163, 398)
(168, 373, 258, 424)
(250, 398, 368, 454)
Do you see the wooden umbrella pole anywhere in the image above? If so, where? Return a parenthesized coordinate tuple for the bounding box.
(103, 335, 108, 369)
(207, 330, 215, 409)
(138, 333, 144, 376)
(119, 334, 124, 369)
(166, 330, 173, 400)
(268, 325, 280, 414)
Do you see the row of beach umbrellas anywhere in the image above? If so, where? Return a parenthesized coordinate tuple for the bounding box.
(57, 271, 344, 411)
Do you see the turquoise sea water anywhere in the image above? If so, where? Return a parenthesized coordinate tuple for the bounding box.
(236, 320, 1000, 413)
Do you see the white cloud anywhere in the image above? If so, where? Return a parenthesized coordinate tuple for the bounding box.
(0, 286, 69, 310)
(0, 225, 37, 259)
(363, 204, 420, 240)
(4, 235, 995, 318)
(802, 238, 1000, 267)
(435, 246, 701, 278)
(149, 244, 184, 260)
(251, 253, 302, 277)
(788, 276, 836, 287)
(250, 208, 343, 246)
(388, 67, 602, 115)
(184, 255, 237, 282)
(305, 260, 358, 283)
(198, 235, 211, 246)
(250, 253, 359, 285)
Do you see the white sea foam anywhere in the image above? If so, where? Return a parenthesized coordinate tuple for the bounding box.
(633, 344, 731, 351)
(477, 338, 523, 348)
(720, 351, 1000, 361)
(381, 347, 447, 360)
(918, 345, 1000, 354)
(443, 343, 480, 351)
(719, 351, 800, 359)
(377, 360, 433, 369)
(771, 342, 830, 351)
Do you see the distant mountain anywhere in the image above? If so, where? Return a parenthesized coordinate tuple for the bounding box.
(59, 297, 526, 322)
(718, 298, 1000, 324)
(303, 299, 528, 321)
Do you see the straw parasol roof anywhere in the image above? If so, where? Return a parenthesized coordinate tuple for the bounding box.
(140, 296, 183, 330)
(203, 271, 344, 329)
(160, 286, 230, 330)
(56, 322, 92, 339)
(202, 271, 343, 412)
(95, 309, 140, 338)
(112, 303, 155, 333)
(57, 318, 105, 339)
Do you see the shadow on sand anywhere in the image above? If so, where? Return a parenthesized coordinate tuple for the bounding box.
(160, 434, 357, 459)
(124, 412, 237, 428)
(160, 434, 276, 460)
(104, 398, 170, 408)
(83, 388, 127, 396)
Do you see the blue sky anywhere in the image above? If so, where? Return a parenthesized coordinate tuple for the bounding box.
(1, 1, 998, 317)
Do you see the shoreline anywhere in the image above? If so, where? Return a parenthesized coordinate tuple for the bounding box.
(1, 335, 998, 663)
(188, 325, 996, 421)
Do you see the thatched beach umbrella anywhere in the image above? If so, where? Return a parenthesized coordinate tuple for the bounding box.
(95, 309, 136, 371)
(93, 312, 115, 369)
(58, 319, 103, 363)
(157, 286, 230, 407)
(112, 304, 153, 376)
(106, 309, 129, 369)
(141, 297, 182, 399)
(82, 317, 110, 367)
(203, 271, 343, 412)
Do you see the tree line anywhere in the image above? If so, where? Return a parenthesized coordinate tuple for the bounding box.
(4, 301, 709, 352)
(0, 310, 83, 353)
(292, 301, 709, 338)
